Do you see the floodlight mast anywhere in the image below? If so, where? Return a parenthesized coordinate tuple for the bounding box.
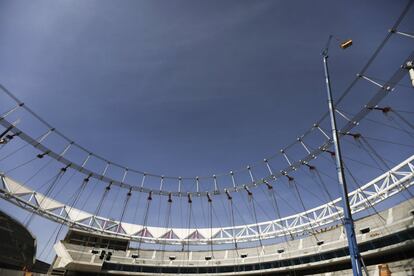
(321, 36, 364, 276)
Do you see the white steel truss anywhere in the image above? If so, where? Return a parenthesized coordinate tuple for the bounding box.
(0, 154, 413, 245)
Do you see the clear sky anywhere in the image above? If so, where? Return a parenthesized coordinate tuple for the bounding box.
(0, 0, 413, 263)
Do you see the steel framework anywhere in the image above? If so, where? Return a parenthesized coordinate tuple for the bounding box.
(0, 48, 413, 197)
(1, 154, 413, 245)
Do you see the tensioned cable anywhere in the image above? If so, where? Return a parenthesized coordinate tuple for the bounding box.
(336, 102, 414, 200)
(23, 169, 66, 227)
(0, 136, 35, 163)
(304, 156, 382, 266)
(225, 190, 239, 257)
(0, 128, 53, 163)
(185, 194, 192, 260)
(38, 221, 62, 260)
(137, 192, 152, 257)
(341, 132, 411, 181)
(306, 167, 350, 259)
(73, 179, 109, 262)
(131, 191, 143, 231)
(49, 171, 80, 210)
(320, 134, 407, 206)
(365, 76, 414, 90)
(95, 184, 112, 220)
(81, 183, 113, 258)
(159, 194, 173, 265)
(230, 196, 253, 246)
(3, 155, 412, 248)
(292, 175, 328, 205)
(49, 161, 92, 250)
(368, 116, 414, 135)
(237, 188, 255, 225)
(393, 109, 414, 115)
(23, 158, 55, 185)
(288, 179, 321, 242)
(0, 0, 411, 194)
(117, 188, 132, 234)
(233, 187, 264, 266)
(64, 176, 91, 226)
(300, 165, 346, 226)
(4, 115, 410, 247)
(0, 11, 410, 268)
(347, 136, 388, 172)
(342, 107, 414, 142)
(343, 164, 388, 226)
(156, 194, 163, 227)
(36, 169, 80, 260)
(0, 103, 23, 119)
(67, 178, 106, 261)
(392, 110, 414, 131)
(217, 193, 231, 224)
(387, 113, 414, 141)
(247, 167, 290, 235)
(358, 135, 414, 202)
(344, 153, 392, 171)
(1, 47, 412, 197)
(20, 142, 73, 191)
(363, 136, 414, 149)
(207, 193, 214, 259)
(336, 107, 414, 148)
(211, 201, 224, 236)
(249, 194, 264, 272)
(199, 194, 209, 231)
(272, 187, 301, 214)
(247, 190, 268, 249)
(252, 186, 284, 227)
(5, 155, 38, 174)
(38, 174, 91, 261)
(326, 134, 390, 224)
(108, 185, 122, 220)
(360, 137, 393, 168)
(260, 182, 294, 242)
(284, 177, 331, 272)
(179, 195, 183, 251)
(228, 199, 240, 272)
(0, 6, 412, 260)
(0, 57, 408, 196)
(31, 168, 65, 196)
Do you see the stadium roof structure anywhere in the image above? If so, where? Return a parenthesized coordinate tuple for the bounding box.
(0, 210, 36, 270)
(0, 210, 50, 273)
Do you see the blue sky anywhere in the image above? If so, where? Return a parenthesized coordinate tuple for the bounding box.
(0, 0, 413, 263)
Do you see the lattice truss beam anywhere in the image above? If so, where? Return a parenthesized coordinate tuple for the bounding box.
(1, 155, 413, 245)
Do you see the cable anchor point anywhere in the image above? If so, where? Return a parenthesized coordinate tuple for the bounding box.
(403, 60, 414, 87)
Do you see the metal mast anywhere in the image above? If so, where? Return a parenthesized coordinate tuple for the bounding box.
(321, 36, 363, 276)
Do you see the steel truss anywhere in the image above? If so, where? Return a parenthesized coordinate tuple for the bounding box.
(1, 50, 413, 197)
(1, 154, 413, 245)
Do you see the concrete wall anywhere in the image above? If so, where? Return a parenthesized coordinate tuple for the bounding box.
(0, 268, 46, 276)
(51, 199, 414, 274)
(319, 259, 414, 276)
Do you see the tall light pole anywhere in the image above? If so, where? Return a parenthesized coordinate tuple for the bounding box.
(321, 35, 364, 276)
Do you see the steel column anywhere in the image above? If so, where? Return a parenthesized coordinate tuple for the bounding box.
(322, 53, 363, 276)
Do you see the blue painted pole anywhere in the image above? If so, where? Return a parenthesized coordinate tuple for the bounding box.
(322, 52, 363, 276)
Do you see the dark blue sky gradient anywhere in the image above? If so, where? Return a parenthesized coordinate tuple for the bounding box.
(0, 0, 413, 262)
(0, 0, 411, 177)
